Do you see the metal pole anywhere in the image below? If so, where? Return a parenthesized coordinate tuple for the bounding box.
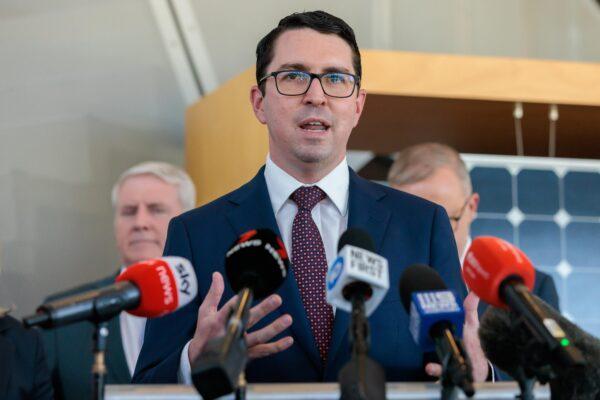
(92, 321, 109, 400)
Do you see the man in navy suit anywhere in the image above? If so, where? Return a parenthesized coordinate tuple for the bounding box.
(388, 142, 560, 380)
(134, 11, 489, 384)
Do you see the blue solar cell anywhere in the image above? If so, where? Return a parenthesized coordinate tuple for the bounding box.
(471, 218, 514, 244)
(565, 222, 600, 268)
(518, 220, 561, 267)
(517, 170, 559, 215)
(566, 272, 600, 321)
(564, 172, 600, 216)
(470, 167, 513, 213)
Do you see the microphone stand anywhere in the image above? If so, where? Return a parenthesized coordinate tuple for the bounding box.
(432, 325, 475, 400)
(235, 371, 247, 400)
(339, 286, 386, 400)
(91, 321, 109, 400)
(192, 288, 253, 400)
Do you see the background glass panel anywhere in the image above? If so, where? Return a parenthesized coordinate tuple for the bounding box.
(566, 271, 600, 323)
(471, 167, 513, 213)
(564, 171, 600, 216)
(517, 169, 559, 215)
(518, 220, 562, 267)
(471, 217, 514, 244)
(565, 222, 600, 268)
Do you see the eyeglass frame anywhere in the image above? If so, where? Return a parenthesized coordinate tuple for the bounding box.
(258, 70, 361, 98)
(448, 193, 472, 232)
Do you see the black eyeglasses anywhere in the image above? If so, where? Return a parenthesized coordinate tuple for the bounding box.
(449, 194, 472, 232)
(259, 70, 360, 98)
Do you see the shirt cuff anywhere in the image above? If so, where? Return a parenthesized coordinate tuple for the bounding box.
(487, 360, 495, 382)
(178, 340, 193, 384)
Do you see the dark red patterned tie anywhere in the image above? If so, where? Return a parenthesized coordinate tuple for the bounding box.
(290, 186, 334, 363)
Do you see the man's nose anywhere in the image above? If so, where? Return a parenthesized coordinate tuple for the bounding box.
(133, 207, 151, 230)
(302, 77, 327, 105)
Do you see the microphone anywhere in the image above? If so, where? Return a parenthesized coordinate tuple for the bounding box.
(399, 264, 474, 398)
(480, 296, 600, 400)
(328, 228, 388, 400)
(462, 236, 584, 374)
(326, 229, 389, 317)
(191, 228, 289, 400)
(23, 257, 197, 328)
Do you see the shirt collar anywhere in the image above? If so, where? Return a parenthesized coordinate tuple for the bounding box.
(460, 236, 472, 267)
(264, 155, 349, 216)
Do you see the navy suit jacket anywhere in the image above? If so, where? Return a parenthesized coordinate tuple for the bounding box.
(0, 315, 53, 400)
(133, 167, 467, 383)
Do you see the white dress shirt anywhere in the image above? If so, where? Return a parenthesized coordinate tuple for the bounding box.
(118, 266, 147, 377)
(264, 155, 349, 267)
(177, 156, 350, 383)
(120, 310, 146, 376)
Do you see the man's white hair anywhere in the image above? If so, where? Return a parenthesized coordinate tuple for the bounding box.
(387, 142, 472, 195)
(111, 161, 196, 212)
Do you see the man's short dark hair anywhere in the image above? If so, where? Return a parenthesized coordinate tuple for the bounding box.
(255, 10, 361, 94)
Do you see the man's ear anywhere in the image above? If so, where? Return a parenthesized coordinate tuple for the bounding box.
(352, 88, 367, 128)
(250, 85, 267, 124)
(469, 192, 480, 214)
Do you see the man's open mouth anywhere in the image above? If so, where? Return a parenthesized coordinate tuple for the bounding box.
(299, 119, 331, 132)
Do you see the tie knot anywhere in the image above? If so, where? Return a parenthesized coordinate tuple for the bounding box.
(290, 186, 327, 211)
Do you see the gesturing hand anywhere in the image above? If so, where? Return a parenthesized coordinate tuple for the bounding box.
(188, 272, 294, 364)
(424, 291, 489, 382)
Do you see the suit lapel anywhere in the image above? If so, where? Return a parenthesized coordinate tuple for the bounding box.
(224, 168, 322, 372)
(325, 169, 391, 375)
(0, 322, 13, 398)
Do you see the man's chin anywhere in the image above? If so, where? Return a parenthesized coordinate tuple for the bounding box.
(293, 148, 333, 165)
(125, 245, 162, 264)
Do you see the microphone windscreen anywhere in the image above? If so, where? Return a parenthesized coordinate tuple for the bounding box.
(480, 297, 600, 399)
(399, 264, 447, 313)
(225, 229, 289, 299)
(462, 236, 535, 308)
(116, 256, 197, 318)
(337, 228, 375, 253)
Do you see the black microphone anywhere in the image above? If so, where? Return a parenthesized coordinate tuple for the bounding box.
(191, 229, 289, 400)
(399, 264, 474, 399)
(480, 296, 599, 400)
(330, 228, 388, 400)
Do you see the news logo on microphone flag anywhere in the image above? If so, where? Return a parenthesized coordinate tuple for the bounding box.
(408, 290, 464, 352)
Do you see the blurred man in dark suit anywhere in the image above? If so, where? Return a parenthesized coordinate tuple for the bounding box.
(43, 161, 196, 400)
(0, 307, 53, 400)
(388, 142, 559, 312)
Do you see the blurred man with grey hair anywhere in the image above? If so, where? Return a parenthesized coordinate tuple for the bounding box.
(44, 161, 196, 400)
(388, 142, 559, 379)
(388, 143, 477, 259)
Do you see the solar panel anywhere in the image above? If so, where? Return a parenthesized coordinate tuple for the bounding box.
(464, 154, 600, 338)
(348, 150, 600, 338)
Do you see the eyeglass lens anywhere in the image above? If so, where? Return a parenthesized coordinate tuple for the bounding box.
(275, 71, 356, 97)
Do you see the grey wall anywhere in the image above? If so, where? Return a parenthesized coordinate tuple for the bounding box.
(0, 0, 186, 315)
